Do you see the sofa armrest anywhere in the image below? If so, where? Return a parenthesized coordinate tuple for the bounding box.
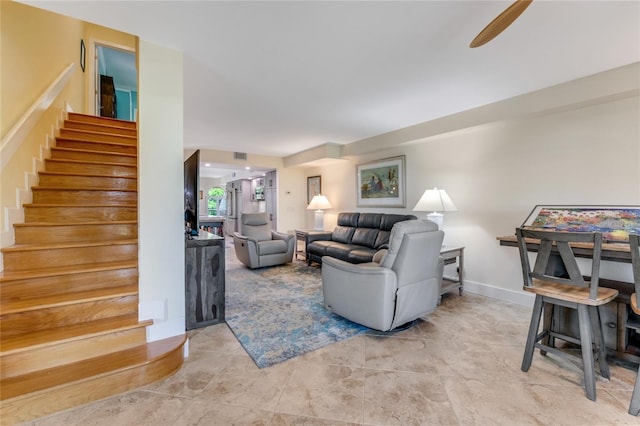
(372, 249, 387, 264)
(306, 231, 333, 244)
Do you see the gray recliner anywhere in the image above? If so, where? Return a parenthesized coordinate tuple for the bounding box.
(322, 219, 444, 331)
(233, 213, 295, 269)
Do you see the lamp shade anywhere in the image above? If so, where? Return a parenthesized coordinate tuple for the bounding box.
(307, 195, 332, 210)
(413, 188, 457, 212)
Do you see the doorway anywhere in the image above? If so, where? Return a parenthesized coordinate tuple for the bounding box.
(95, 45, 137, 121)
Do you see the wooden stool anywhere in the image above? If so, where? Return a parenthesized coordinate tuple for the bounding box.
(516, 228, 618, 401)
(628, 233, 640, 416)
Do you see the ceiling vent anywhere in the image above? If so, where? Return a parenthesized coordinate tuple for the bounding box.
(234, 152, 247, 160)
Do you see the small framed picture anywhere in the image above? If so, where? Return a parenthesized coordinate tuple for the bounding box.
(80, 39, 86, 72)
(307, 176, 321, 204)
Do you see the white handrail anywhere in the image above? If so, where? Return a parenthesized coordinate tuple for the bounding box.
(0, 63, 75, 169)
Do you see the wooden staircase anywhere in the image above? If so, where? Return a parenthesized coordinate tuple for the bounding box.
(0, 113, 185, 424)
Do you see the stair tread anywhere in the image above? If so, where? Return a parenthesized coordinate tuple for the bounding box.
(52, 146, 137, 158)
(59, 129, 137, 140)
(1, 285, 138, 314)
(1, 334, 182, 401)
(46, 158, 137, 167)
(0, 258, 137, 283)
(1, 239, 138, 253)
(39, 171, 137, 179)
(13, 220, 137, 228)
(68, 113, 137, 127)
(0, 315, 149, 356)
(32, 186, 137, 192)
(23, 203, 136, 207)
(65, 119, 136, 132)
(55, 137, 137, 146)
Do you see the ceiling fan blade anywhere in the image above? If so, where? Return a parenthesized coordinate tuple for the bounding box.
(470, 0, 533, 48)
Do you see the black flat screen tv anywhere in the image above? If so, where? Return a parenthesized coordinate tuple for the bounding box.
(184, 150, 200, 235)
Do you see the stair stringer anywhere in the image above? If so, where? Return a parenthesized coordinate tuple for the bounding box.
(1, 128, 60, 272)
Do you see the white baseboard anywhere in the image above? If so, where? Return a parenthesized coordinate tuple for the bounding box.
(463, 279, 534, 307)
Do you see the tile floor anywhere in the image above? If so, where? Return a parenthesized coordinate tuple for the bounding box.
(24, 241, 639, 425)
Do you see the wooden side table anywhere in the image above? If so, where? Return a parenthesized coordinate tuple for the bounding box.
(440, 245, 465, 297)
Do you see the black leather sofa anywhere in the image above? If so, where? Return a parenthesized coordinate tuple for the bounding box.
(306, 212, 417, 265)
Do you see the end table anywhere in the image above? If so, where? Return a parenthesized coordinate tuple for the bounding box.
(440, 245, 464, 297)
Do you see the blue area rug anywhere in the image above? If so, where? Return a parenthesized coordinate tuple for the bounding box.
(225, 262, 368, 368)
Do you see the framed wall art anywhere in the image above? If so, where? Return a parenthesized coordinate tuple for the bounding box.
(307, 175, 321, 204)
(356, 155, 405, 207)
(522, 205, 640, 242)
(80, 39, 86, 72)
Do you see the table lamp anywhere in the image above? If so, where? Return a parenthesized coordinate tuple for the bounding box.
(307, 195, 332, 231)
(412, 188, 457, 230)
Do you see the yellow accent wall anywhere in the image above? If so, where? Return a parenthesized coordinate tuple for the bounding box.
(84, 21, 136, 51)
(0, 1, 135, 247)
(1, 2, 84, 135)
(1, 1, 82, 244)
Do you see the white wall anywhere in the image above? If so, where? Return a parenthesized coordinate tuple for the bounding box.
(275, 167, 307, 234)
(137, 40, 185, 341)
(308, 95, 640, 305)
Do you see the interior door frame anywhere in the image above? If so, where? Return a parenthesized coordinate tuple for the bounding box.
(87, 39, 136, 118)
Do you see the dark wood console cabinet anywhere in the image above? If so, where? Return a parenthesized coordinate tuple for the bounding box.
(185, 231, 225, 330)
